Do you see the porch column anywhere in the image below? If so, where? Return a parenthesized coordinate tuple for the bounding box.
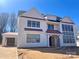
(2, 36, 7, 46)
(47, 33, 50, 47)
(59, 22, 63, 47)
(73, 25, 77, 46)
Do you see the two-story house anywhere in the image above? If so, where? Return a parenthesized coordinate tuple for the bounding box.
(16, 8, 76, 48)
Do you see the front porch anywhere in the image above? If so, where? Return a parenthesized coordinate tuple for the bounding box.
(46, 30, 62, 48)
(49, 35, 60, 48)
(2, 32, 18, 47)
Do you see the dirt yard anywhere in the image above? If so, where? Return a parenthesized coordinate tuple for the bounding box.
(0, 46, 17, 59)
(18, 48, 79, 59)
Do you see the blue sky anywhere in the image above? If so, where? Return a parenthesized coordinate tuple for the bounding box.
(0, 0, 79, 26)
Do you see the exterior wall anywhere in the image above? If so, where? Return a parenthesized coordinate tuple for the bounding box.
(17, 16, 48, 47)
(18, 16, 77, 47)
(2, 35, 17, 46)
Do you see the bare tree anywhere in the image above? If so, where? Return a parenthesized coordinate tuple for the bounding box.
(0, 13, 9, 43)
(0, 13, 17, 43)
(9, 13, 17, 32)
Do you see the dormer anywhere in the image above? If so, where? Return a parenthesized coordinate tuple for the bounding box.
(46, 15, 57, 20)
(45, 15, 61, 22)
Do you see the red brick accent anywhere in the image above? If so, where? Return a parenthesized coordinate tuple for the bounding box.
(46, 30, 61, 34)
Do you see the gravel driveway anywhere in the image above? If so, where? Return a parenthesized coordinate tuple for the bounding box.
(18, 48, 79, 59)
(0, 46, 17, 59)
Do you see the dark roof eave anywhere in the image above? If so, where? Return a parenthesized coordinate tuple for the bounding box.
(61, 21, 74, 24)
(48, 20, 60, 22)
(20, 16, 45, 20)
(24, 28, 43, 31)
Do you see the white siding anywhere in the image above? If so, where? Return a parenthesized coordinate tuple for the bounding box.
(17, 9, 48, 47)
(17, 8, 76, 47)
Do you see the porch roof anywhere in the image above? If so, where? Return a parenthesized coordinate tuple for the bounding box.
(2, 32, 18, 36)
(46, 30, 61, 34)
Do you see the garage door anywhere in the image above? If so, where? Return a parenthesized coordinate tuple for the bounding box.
(7, 38, 15, 46)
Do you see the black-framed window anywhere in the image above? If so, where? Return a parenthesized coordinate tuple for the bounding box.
(27, 20, 31, 27)
(62, 24, 73, 32)
(62, 24, 75, 43)
(27, 34, 40, 43)
(48, 24, 54, 30)
(27, 20, 40, 28)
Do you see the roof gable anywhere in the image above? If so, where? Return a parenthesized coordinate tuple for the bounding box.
(61, 17, 74, 23)
(21, 8, 44, 19)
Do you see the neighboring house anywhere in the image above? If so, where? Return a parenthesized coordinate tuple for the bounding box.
(2, 32, 18, 47)
(77, 32, 79, 46)
(77, 33, 79, 40)
(2, 8, 77, 48)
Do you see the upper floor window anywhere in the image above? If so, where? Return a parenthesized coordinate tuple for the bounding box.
(48, 24, 54, 30)
(62, 24, 75, 43)
(62, 24, 73, 32)
(27, 20, 40, 28)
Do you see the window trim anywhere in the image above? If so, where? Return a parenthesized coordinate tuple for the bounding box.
(48, 24, 54, 30)
(26, 34, 40, 43)
(62, 24, 75, 43)
(27, 20, 40, 28)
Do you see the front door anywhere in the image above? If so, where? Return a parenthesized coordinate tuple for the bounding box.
(7, 38, 15, 46)
(49, 35, 60, 48)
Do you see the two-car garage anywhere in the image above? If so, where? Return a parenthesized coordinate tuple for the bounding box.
(2, 32, 18, 47)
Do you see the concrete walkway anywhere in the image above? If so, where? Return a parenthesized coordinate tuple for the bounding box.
(0, 47, 17, 59)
